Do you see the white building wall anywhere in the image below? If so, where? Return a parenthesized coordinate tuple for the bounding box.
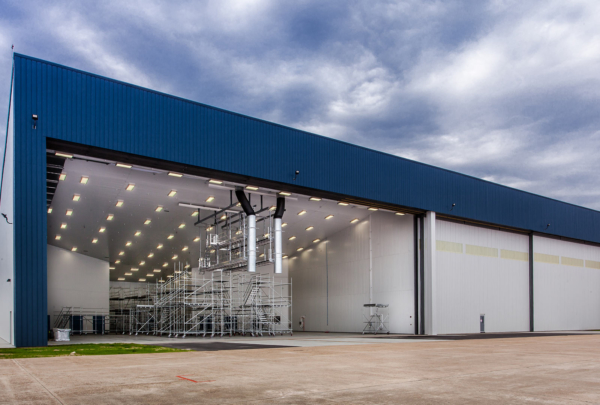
(47, 245, 109, 326)
(435, 220, 530, 334)
(534, 236, 600, 331)
(290, 212, 414, 333)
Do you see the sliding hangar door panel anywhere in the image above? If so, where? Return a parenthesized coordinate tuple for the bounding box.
(534, 236, 600, 331)
(435, 220, 529, 334)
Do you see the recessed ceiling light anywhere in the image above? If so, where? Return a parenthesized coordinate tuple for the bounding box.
(80, 176, 89, 184)
(115, 260, 121, 264)
(282, 223, 288, 227)
(193, 237, 200, 242)
(297, 247, 304, 252)
(92, 238, 98, 244)
(179, 223, 185, 228)
(163, 262, 168, 267)
(118, 277, 125, 281)
(206, 196, 215, 202)
(279, 191, 291, 196)
(65, 209, 73, 216)
(157, 244, 163, 249)
(168, 234, 174, 239)
(116, 200, 124, 207)
(168, 190, 177, 197)
(159, 279, 165, 283)
(126, 241, 132, 246)
(124, 273, 132, 276)
(338, 202, 349, 206)
(48, 207, 53, 214)
(313, 239, 320, 243)
(106, 214, 114, 221)
(168, 172, 183, 177)
(395, 212, 405, 216)
(109, 267, 115, 270)
(131, 268, 138, 272)
(289, 236, 296, 240)
(146, 274, 154, 277)
(209, 179, 222, 184)
(59, 173, 67, 181)
(119, 251, 125, 256)
(71, 247, 77, 252)
(182, 246, 188, 251)
(144, 219, 151, 225)
(148, 253, 154, 258)
(368, 207, 378, 211)
(126, 184, 135, 191)
(246, 185, 258, 191)
(350, 218, 359, 224)
(139, 278, 146, 282)
(55, 235, 61, 240)
(153, 269, 161, 273)
(155, 206, 163, 212)
(135, 231, 141, 236)
(172, 255, 178, 260)
(72, 194, 80, 202)
(298, 210, 307, 216)
(116, 163, 132, 168)
(306, 226, 314, 231)
(191, 211, 198, 217)
(309, 197, 321, 201)
(167, 275, 173, 278)
(139, 261, 145, 265)
(325, 215, 334, 220)
(99, 227, 106, 233)
(60, 223, 67, 229)
(55, 152, 73, 158)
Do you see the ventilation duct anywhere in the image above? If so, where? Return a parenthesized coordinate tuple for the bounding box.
(274, 197, 285, 274)
(235, 188, 256, 273)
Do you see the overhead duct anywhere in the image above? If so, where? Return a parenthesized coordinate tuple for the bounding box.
(274, 197, 285, 274)
(236, 188, 256, 273)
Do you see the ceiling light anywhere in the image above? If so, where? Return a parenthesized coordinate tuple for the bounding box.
(325, 215, 334, 220)
(206, 196, 215, 202)
(279, 191, 291, 196)
(106, 214, 114, 221)
(119, 251, 125, 256)
(209, 179, 222, 184)
(131, 268, 139, 272)
(159, 279, 165, 283)
(55, 235, 61, 240)
(298, 210, 307, 216)
(126, 184, 135, 191)
(191, 211, 198, 217)
(168, 190, 177, 197)
(92, 238, 98, 244)
(116, 200, 124, 207)
(289, 236, 296, 240)
(116, 163, 132, 168)
(185, 264, 191, 268)
(309, 197, 321, 201)
(125, 272, 132, 276)
(99, 227, 106, 233)
(72, 194, 80, 202)
(126, 241, 132, 247)
(157, 244, 163, 249)
(264, 233, 269, 238)
(246, 185, 258, 191)
(65, 209, 73, 216)
(144, 219, 151, 225)
(220, 215, 226, 220)
(207, 227, 213, 232)
(163, 262, 168, 267)
(269, 206, 276, 211)
(48, 208, 53, 214)
(115, 260, 121, 264)
(109, 267, 115, 270)
(236, 230, 242, 235)
(282, 223, 288, 227)
(80, 176, 89, 184)
(135, 231, 141, 236)
(351, 218, 359, 224)
(169, 172, 183, 177)
(168, 234, 174, 239)
(71, 247, 77, 252)
(306, 226, 314, 231)
(167, 275, 173, 278)
(118, 278, 125, 281)
(193, 237, 200, 242)
(283, 255, 288, 259)
(55, 152, 73, 158)
(236, 202, 241, 207)
(148, 253, 154, 258)
(146, 274, 154, 277)
(313, 239, 320, 243)
(139, 261, 145, 265)
(60, 223, 67, 229)
(179, 223, 186, 228)
(153, 269, 161, 273)
(59, 173, 67, 181)
(182, 246, 188, 251)
(172, 255, 178, 260)
(259, 253, 265, 257)
(155, 205, 163, 212)
(396, 212, 405, 216)
(210, 249, 215, 253)
(297, 247, 304, 252)
(338, 202, 349, 206)
(139, 278, 146, 282)
(368, 207, 378, 211)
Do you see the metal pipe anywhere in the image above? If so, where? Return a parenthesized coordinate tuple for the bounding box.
(274, 197, 285, 274)
(248, 215, 256, 272)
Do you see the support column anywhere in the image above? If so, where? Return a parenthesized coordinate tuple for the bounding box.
(529, 233, 534, 332)
(424, 211, 437, 335)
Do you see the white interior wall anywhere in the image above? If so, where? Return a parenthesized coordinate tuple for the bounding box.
(435, 220, 530, 334)
(0, 90, 14, 344)
(47, 245, 109, 326)
(534, 236, 600, 331)
(290, 212, 414, 333)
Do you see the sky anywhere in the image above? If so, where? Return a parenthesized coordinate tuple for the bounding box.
(1, 0, 600, 209)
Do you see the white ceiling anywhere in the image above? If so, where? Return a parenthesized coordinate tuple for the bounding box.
(47, 155, 385, 281)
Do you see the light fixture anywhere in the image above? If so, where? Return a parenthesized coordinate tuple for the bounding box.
(146, 274, 154, 277)
(297, 247, 304, 252)
(115, 260, 121, 264)
(60, 223, 67, 229)
(220, 214, 226, 220)
(325, 215, 334, 220)
(167, 275, 173, 278)
(236, 230, 242, 235)
(155, 206, 163, 212)
(148, 253, 154, 258)
(210, 249, 215, 253)
(172, 255, 178, 260)
(119, 251, 125, 256)
(71, 247, 77, 252)
(126, 184, 135, 191)
(313, 239, 320, 243)
(92, 238, 98, 244)
(182, 246, 188, 251)
(309, 197, 321, 201)
(206, 196, 215, 202)
(246, 185, 258, 191)
(279, 191, 291, 196)
(209, 179, 222, 184)
(157, 244, 163, 249)
(236, 202, 241, 207)
(55, 152, 73, 158)
(191, 211, 198, 217)
(163, 262, 168, 267)
(139, 278, 146, 282)
(116, 163, 132, 168)
(153, 269, 161, 273)
(179, 223, 185, 228)
(168, 172, 183, 177)
(207, 227, 213, 232)
(168, 234, 174, 239)
(259, 253, 265, 258)
(72, 194, 80, 202)
(193, 237, 200, 242)
(126, 241, 132, 246)
(106, 214, 114, 221)
(66, 209, 73, 216)
(185, 264, 191, 268)
(58, 173, 67, 181)
(283, 255, 288, 259)
(55, 235, 61, 240)
(116, 200, 124, 207)
(298, 210, 307, 216)
(48, 208, 53, 214)
(159, 279, 165, 283)
(264, 233, 269, 238)
(135, 231, 141, 236)
(306, 226, 314, 231)
(139, 261, 145, 266)
(125, 273, 132, 276)
(99, 227, 106, 233)
(131, 268, 139, 272)
(144, 219, 151, 225)
(118, 278, 125, 281)
(338, 202, 349, 206)
(289, 236, 296, 240)
(351, 218, 359, 224)
(168, 190, 177, 197)
(269, 206, 276, 211)
(368, 207, 378, 211)
(395, 212, 405, 216)
(109, 267, 115, 270)
(80, 176, 89, 184)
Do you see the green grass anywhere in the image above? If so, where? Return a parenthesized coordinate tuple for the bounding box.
(0, 343, 188, 359)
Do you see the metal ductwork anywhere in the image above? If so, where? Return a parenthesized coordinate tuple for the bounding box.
(236, 188, 256, 273)
(274, 197, 285, 274)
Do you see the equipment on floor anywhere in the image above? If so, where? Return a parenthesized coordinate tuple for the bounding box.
(362, 304, 389, 335)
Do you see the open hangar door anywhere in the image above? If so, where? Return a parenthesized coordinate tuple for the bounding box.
(46, 147, 417, 337)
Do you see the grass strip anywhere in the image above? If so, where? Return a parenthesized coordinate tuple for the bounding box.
(0, 343, 188, 359)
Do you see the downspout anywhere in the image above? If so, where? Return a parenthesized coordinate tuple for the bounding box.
(235, 188, 256, 273)
(273, 197, 285, 274)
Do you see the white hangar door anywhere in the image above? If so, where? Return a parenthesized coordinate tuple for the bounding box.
(435, 220, 530, 334)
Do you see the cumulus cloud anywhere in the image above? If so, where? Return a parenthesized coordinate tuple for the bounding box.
(1, 0, 600, 208)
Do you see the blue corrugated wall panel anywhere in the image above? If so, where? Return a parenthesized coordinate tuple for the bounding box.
(10, 53, 600, 346)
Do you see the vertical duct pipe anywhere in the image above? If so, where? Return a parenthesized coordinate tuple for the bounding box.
(274, 197, 285, 274)
(235, 188, 256, 273)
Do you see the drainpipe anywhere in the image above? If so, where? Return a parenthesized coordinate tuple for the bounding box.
(274, 197, 285, 274)
(235, 188, 256, 273)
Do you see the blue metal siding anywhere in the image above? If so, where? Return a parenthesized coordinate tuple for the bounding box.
(10, 53, 600, 346)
